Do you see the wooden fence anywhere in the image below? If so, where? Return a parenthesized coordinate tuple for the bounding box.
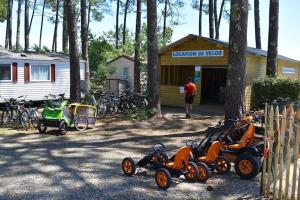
(261, 104, 300, 200)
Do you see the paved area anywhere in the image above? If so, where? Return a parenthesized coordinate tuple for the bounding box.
(0, 108, 261, 200)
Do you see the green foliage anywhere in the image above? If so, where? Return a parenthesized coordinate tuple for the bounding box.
(31, 44, 51, 53)
(88, 37, 119, 72)
(0, 0, 7, 22)
(125, 107, 157, 121)
(88, 37, 118, 89)
(252, 77, 300, 109)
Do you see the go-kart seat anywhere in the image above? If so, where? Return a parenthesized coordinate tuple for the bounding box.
(227, 124, 255, 150)
(198, 141, 221, 163)
(166, 146, 191, 170)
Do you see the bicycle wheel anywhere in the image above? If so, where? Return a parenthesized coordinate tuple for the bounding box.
(0, 110, 9, 126)
(29, 109, 39, 129)
(97, 101, 107, 118)
(20, 111, 30, 128)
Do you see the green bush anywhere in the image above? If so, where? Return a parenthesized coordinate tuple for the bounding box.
(125, 107, 157, 121)
(252, 77, 300, 109)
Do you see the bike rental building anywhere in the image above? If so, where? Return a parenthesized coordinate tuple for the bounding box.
(158, 34, 300, 110)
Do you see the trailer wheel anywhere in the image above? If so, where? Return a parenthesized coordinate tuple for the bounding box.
(235, 154, 260, 179)
(37, 120, 47, 134)
(74, 116, 88, 131)
(59, 121, 68, 135)
(155, 168, 172, 190)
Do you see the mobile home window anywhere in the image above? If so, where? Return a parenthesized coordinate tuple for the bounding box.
(31, 65, 50, 81)
(0, 64, 11, 80)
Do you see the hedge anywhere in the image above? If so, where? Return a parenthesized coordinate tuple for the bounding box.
(251, 77, 300, 109)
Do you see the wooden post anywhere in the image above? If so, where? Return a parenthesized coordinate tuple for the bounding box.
(167, 65, 171, 85)
(296, 110, 300, 200)
(262, 103, 268, 196)
(291, 109, 300, 200)
(273, 106, 281, 199)
(285, 106, 295, 199)
(267, 105, 275, 197)
(278, 107, 287, 200)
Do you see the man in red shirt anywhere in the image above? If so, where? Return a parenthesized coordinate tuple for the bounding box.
(184, 77, 196, 118)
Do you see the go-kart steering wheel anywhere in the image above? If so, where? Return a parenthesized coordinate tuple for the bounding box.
(186, 140, 198, 149)
(153, 143, 166, 153)
(226, 135, 234, 144)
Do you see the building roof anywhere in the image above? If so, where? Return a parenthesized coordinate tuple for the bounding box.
(107, 55, 134, 64)
(159, 34, 300, 63)
(0, 49, 71, 61)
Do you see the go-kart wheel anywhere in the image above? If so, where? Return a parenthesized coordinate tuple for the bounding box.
(197, 162, 210, 182)
(37, 120, 47, 134)
(235, 154, 260, 180)
(152, 153, 168, 164)
(216, 156, 231, 174)
(184, 161, 199, 182)
(155, 168, 172, 190)
(122, 157, 136, 176)
(74, 116, 88, 131)
(59, 121, 68, 135)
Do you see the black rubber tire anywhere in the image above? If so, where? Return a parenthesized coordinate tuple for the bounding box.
(37, 120, 47, 134)
(184, 161, 200, 182)
(29, 110, 39, 129)
(197, 162, 210, 182)
(20, 111, 30, 128)
(155, 168, 172, 190)
(235, 154, 260, 180)
(216, 156, 231, 174)
(122, 157, 136, 176)
(59, 121, 68, 135)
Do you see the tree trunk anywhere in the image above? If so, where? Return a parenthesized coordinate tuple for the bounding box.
(24, 0, 29, 51)
(199, 0, 203, 36)
(66, 0, 81, 102)
(16, 0, 21, 51)
(5, 0, 13, 50)
(87, 3, 91, 32)
(52, 0, 59, 52)
(147, 0, 161, 114)
(134, 0, 141, 92)
(254, 0, 261, 49)
(122, 0, 129, 50)
(214, 0, 218, 39)
(81, 0, 90, 92)
(162, 0, 168, 40)
(266, 0, 279, 77)
(39, 0, 46, 49)
(63, 0, 69, 52)
(225, 0, 249, 122)
(29, 0, 37, 33)
(209, 0, 214, 38)
(216, 0, 225, 39)
(116, 0, 120, 49)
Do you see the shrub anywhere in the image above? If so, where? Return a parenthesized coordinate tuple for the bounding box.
(125, 107, 157, 121)
(252, 77, 300, 109)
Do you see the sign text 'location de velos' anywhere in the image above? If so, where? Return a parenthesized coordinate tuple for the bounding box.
(172, 50, 224, 58)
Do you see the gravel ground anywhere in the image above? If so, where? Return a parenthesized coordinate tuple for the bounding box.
(0, 111, 261, 200)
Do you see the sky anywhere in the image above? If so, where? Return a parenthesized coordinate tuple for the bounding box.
(0, 0, 299, 61)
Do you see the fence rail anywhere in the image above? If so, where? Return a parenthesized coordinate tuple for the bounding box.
(261, 104, 300, 200)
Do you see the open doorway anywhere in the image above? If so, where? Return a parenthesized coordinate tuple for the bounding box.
(201, 67, 227, 104)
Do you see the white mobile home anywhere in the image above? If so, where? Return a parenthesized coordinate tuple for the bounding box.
(0, 49, 85, 102)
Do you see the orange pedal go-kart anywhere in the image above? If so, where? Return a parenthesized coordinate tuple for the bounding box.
(186, 140, 231, 181)
(219, 123, 262, 179)
(122, 143, 202, 190)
